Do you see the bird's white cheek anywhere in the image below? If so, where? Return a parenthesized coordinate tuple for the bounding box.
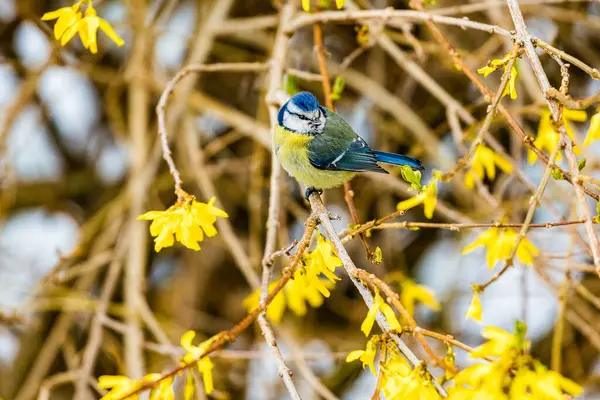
(283, 113, 310, 134)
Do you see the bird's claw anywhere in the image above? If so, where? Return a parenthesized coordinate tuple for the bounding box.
(305, 187, 323, 201)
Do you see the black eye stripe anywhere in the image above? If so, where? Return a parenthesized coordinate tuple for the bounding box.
(289, 111, 311, 121)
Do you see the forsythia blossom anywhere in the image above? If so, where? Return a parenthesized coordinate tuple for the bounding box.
(447, 323, 582, 400)
(347, 338, 442, 400)
(346, 335, 379, 374)
(583, 109, 600, 147)
(243, 234, 342, 323)
(180, 331, 216, 395)
(398, 277, 441, 317)
(477, 53, 519, 99)
(138, 194, 228, 252)
(528, 109, 586, 164)
(361, 289, 401, 336)
(464, 145, 513, 189)
(466, 289, 483, 322)
(397, 176, 438, 219)
(462, 227, 539, 268)
(98, 374, 174, 400)
(41, 0, 124, 53)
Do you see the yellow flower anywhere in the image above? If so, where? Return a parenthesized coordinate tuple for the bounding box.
(180, 331, 216, 394)
(466, 290, 482, 322)
(583, 110, 600, 147)
(397, 178, 437, 219)
(138, 195, 228, 252)
(464, 145, 513, 190)
(361, 290, 401, 336)
(462, 227, 538, 268)
(285, 269, 333, 316)
(41, 1, 83, 41)
(528, 109, 587, 164)
(346, 336, 379, 375)
(41, 1, 124, 53)
(302, 0, 311, 12)
(471, 326, 525, 358)
(77, 5, 125, 53)
(382, 361, 441, 400)
(98, 375, 142, 400)
(243, 235, 342, 323)
(145, 374, 175, 400)
(477, 53, 519, 100)
(242, 280, 287, 323)
(399, 278, 441, 316)
(336, 0, 345, 8)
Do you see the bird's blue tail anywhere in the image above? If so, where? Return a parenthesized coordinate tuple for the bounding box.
(372, 151, 424, 170)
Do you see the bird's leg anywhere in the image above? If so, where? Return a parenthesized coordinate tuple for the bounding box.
(305, 187, 323, 201)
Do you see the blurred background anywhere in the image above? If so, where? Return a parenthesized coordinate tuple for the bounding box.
(2, 0, 600, 398)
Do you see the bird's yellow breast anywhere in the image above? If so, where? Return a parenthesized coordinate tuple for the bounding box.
(274, 125, 356, 189)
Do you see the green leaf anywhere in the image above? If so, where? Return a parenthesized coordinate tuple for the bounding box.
(374, 246, 383, 263)
(400, 165, 422, 191)
(578, 157, 587, 171)
(331, 76, 345, 101)
(284, 74, 298, 96)
(551, 168, 564, 180)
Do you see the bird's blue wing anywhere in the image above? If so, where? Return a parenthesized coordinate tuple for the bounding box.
(307, 108, 388, 174)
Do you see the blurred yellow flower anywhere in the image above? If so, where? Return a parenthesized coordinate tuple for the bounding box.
(477, 53, 519, 100)
(397, 178, 438, 219)
(346, 336, 379, 375)
(583, 110, 600, 147)
(41, 1, 82, 41)
(464, 145, 513, 189)
(41, 1, 124, 53)
(528, 109, 586, 164)
(399, 278, 441, 316)
(336, 0, 345, 8)
(242, 280, 286, 323)
(145, 374, 175, 400)
(302, 0, 311, 12)
(462, 227, 538, 268)
(138, 195, 228, 252)
(98, 375, 143, 400)
(180, 331, 216, 394)
(361, 289, 401, 336)
(466, 290, 482, 322)
(243, 234, 342, 323)
(382, 360, 441, 400)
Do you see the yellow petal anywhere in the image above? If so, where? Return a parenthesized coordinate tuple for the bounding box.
(346, 350, 365, 362)
(336, 0, 345, 8)
(396, 193, 425, 212)
(493, 153, 513, 174)
(302, 0, 311, 12)
(584, 112, 600, 147)
(361, 305, 379, 336)
(380, 303, 402, 331)
(564, 109, 587, 122)
(181, 330, 196, 350)
(60, 19, 81, 45)
(466, 291, 482, 321)
(99, 18, 125, 46)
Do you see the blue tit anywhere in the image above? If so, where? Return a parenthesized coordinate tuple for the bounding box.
(275, 91, 424, 200)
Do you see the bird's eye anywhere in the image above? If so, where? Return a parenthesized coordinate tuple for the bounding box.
(298, 114, 309, 121)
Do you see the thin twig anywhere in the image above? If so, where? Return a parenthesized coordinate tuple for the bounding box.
(285, 8, 512, 37)
(156, 62, 268, 198)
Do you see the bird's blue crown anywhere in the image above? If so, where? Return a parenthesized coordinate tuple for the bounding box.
(278, 92, 320, 126)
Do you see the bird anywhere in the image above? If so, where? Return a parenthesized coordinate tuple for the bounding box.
(275, 91, 424, 200)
